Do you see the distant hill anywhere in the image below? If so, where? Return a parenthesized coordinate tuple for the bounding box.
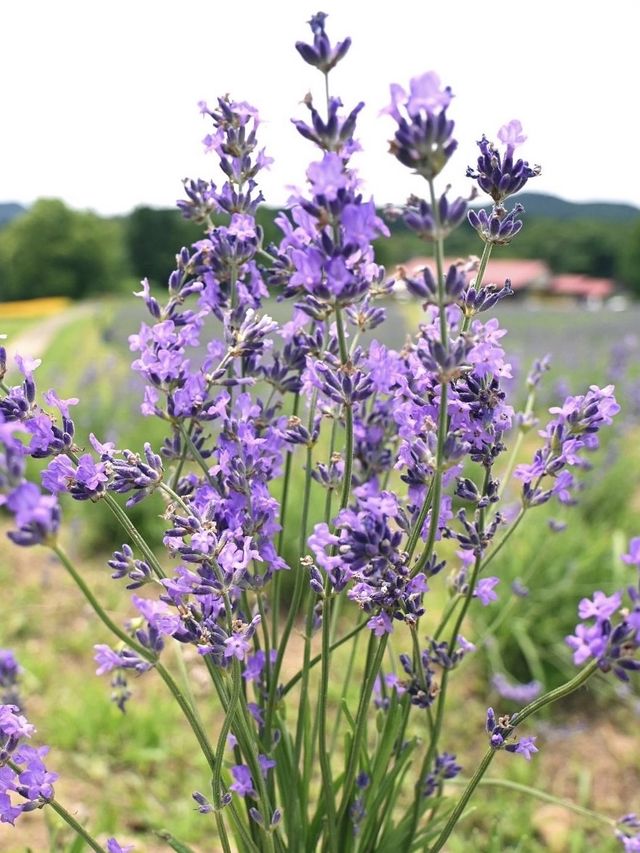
(497, 192, 640, 222)
(1, 194, 638, 228)
(0, 202, 26, 227)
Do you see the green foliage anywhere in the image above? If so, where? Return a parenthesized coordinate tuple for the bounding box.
(619, 218, 640, 296)
(375, 210, 637, 288)
(124, 206, 201, 287)
(0, 199, 129, 302)
(124, 205, 283, 289)
(1, 197, 637, 302)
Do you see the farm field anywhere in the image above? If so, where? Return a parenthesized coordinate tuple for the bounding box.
(1, 297, 640, 852)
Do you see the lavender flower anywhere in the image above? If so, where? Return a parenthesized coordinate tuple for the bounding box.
(622, 538, 640, 568)
(473, 577, 500, 606)
(3, 482, 61, 547)
(515, 384, 620, 507)
(486, 708, 538, 759)
(293, 96, 364, 154)
(107, 544, 153, 589)
(106, 840, 134, 853)
(616, 815, 640, 852)
(0, 701, 58, 825)
(229, 764, 256, 798)
(402, 190, 468, 241)
(295, 12, 351, 74)
(467, 203, 524, 245)
(0, 651, 22, 707)
(0, 19, 629, 852)
(467, 120, 541, 204)
(422, 752, 461, 797)
(385, 72, 456, 180)
(309, 489, 427, 633)
(565, 573, 640, 680)
(491, 674, 542, 703)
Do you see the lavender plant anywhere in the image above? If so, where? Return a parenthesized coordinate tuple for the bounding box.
(1, 12, 638, 852)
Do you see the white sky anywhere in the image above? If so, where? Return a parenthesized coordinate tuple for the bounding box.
(2, 0, 639, 216)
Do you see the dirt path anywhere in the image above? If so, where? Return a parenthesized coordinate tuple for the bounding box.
(4, 301, 99, 367)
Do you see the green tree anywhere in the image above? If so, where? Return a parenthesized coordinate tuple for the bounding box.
(619, 218, 640, 296)
(0, 199, 129, 301)
(125, 206, 201, 287)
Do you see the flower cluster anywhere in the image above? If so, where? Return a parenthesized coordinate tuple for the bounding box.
(309, 490, 427, 635)
(0, 698, 58, 825)
(0, 651, 22, 708)
(515, 384, 620, 507)
(616, 814, 640, 852)
(485, 707, 538, 760)
(565, 541, 640, 680)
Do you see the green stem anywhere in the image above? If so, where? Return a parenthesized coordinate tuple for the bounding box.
(329, 619, 363, 755)
(266, 313, 326, 743)
(498, 386, 536, 500)
(102, 492, 165, 579)
(429, 179, 448, 346)
(337, 634, 388, 841)
(411, 469, 491, 839)
(225, 799, 261, 853)
(213, 663, 243, 807)
(156, 661, 217, 772)
(65, 449, 165, 579)
(512, 659, 599, 725)
(481, 507, 526, 572)
(410, 178, 449, 579)
(52, 545, 218, 775)
(334, 305, 354, 510)
(429, 660, 600, 852)
(215, 811, 234, 853)
(292, 440, 317, 764)
(178, 423, 216, 486)
(52, 544, 150, 658)
(432, 593, 463, 642)
(314, 416, 342, 851)
(281, 618, 369, 696)
(204, 661, 263, 845)
(158, 481, 194, 517)
(272, 391, 301, 646)
(318, 583, 338, 852)
(429, 748, 496, 853)
(411, 383, 448, 579)
(405, 481, 434, 562)
(460, 241, 493, 334)
(42, 794, 108, 853)
(235, 700, 277, 853)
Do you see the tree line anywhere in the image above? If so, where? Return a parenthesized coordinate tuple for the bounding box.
(0, 198, 639, 302)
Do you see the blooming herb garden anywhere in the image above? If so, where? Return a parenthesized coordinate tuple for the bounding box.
(2, 12, 640, 853)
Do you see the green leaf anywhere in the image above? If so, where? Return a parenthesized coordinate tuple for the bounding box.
(154, 830, 197, 853)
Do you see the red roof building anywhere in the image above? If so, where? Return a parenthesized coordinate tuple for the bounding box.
(549, 274, 614, 300)
(395, 256, 615, 304)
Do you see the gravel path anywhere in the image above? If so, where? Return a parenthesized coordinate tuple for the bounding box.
(4, 301, 99, 368)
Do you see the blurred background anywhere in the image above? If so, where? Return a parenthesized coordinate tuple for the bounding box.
(1, 1, 640, 850)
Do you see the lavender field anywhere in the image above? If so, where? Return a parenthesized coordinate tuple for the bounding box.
(2, 295, 640, 851)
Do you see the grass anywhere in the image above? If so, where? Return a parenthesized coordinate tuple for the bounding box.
(1, 297, 640, 850)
